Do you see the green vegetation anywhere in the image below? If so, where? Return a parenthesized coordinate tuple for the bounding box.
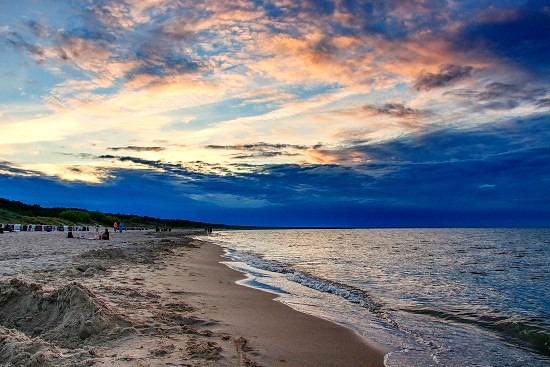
(59, 210, 92, 223)
(0, 208, 68, 226)
(0, 197, 241, 229)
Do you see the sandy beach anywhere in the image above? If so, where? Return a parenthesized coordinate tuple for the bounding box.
(0, 230, 386, 366)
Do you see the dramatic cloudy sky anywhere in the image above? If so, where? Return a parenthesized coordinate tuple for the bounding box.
(1, 0, 549, 227)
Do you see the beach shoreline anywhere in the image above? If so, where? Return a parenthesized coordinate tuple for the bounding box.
(183, 236, 388, 367)
(0, 230, 387, 366)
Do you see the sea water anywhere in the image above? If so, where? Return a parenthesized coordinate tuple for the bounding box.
(210, 228, 550, 367)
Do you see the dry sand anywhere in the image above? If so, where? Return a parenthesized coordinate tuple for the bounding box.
(0, 231, 386, 366)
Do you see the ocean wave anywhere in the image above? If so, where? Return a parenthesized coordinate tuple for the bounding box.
(222, 247, 446, 354)
(213, 228, 550, 367)
(286, 271, 380, 312)
(222, 246, 550, 356)
(402, 307, 550, 356)
(225, 248, 287, 273)
(223, 248, 381, 313)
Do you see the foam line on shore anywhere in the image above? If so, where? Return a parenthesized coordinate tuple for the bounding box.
(195, 236, 389, 367)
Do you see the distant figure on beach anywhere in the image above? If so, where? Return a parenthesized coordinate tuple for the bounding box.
(67, 231, 74, 238)
(119, 222, 124, 232)
(156, 225, 160, 232)
(102, 228, 110, 240)
(113, 222, 118, 232)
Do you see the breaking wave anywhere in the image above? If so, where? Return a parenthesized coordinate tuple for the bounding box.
(402, 307, 550, 356)
(224, 248, 380, 313)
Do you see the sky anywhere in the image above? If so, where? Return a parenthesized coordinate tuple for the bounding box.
(0, 0, 549, 227)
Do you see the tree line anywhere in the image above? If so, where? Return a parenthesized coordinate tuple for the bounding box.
(0, 197, 238, 229)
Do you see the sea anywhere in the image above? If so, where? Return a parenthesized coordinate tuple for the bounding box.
(209, 228, 550, 367)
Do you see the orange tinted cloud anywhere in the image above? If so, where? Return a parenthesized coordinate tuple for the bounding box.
(304, 148, 339, 165)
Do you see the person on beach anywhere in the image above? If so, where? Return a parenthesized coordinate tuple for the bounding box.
(102, 228, 110, 240)
(113, 221, 118, 232)
(67, 231, 74, 238)
(119, 222, 124, 232)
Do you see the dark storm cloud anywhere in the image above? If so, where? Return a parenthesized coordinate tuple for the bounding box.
(327, 115, 550, 211)
(329, 0, 454, 40)
(303, 0, 335, 16)
(206, 142, 310, 159)
(99, 155, 170, 171)
(449, 82, 548, 111)
(97, 154, 234, 178)
(206, 142, 309, 151)
(122, 20, 204, 83)
(0, 161, 42, 176)
(363, 102, 417, 118)
(477, 83, 546, 102)
(454, 6, 550, 75)
(107, 146, 165, 152)
(93, 152, 362, 206)
(255, 0, 449, 41)
(152, 21, 195, 42)
(54, 28, 113, 62)
(353, 114, 550, 165)
(413, 64, 474, 92)
(82, 0, 135, 33)
(58, 153, 97, 159)
(129, 50, 203, 80)
(232, 151, 300, 159)
(117, 156, 163, 167)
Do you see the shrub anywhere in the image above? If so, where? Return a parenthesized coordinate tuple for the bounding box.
(59, 210, 91, 224)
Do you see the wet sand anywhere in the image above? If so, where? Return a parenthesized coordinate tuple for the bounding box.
(169, 238, 387, 367)
(0, 231, 386, 366)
